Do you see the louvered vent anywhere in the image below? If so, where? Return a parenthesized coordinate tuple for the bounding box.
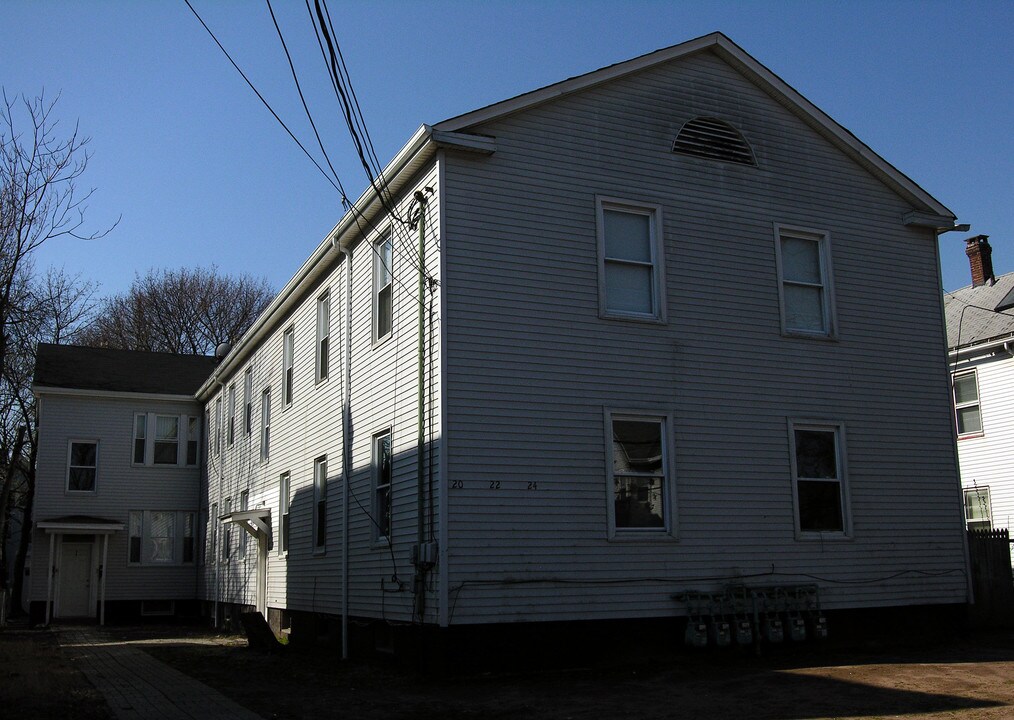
(672, 117, 755, 166)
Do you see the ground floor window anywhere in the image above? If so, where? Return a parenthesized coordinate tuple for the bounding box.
(789, 421, 850, 536)
(607, 413, 672, 536)
(128, 510, 196, 565)
(964, 487, 992, 530)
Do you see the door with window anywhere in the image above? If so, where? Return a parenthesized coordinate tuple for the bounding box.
(57, 537, 94, 618)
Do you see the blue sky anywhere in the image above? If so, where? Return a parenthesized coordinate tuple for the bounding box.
(5, 0, 1012, 296)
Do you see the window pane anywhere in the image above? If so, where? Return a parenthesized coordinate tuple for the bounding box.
(964, 489, 991, 522)
(613, 420, 663, 474)
(605, 262, 653, 314)
(614, 476, 665, 528)
(148, 511, 175, 563)
(957, 406, 982, 435)
(154, 442, 177, 464)
(69, 468, 95, 491)
(783, 284, 825, 332)
(71, 442, 96, 467)
(794, 430, 837, 478)
(377, 486, 391, 537)
(797, 480, 843, 532)
(156, 416, 179, 441)
(953, 374, 978, 405)
(604, 210, 651, 262)
(378, 285, 393, 337)
(781, 237, 821, 284)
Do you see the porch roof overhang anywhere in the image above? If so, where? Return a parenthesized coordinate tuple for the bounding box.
(37, 516, 124, 534)
(220, 508, 272, 539)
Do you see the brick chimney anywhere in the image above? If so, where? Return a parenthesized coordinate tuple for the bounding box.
(965, 235, 995, 287)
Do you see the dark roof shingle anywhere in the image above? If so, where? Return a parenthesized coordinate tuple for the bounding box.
(943, 272, 1014, 349)
(33, 344, 218, 396)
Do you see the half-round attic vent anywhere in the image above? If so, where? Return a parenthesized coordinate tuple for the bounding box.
(672, 117, 755, 166)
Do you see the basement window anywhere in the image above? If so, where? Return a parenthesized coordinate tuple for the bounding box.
(672, 117, 755, 166)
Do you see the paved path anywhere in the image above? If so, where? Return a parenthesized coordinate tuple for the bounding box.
(59, 627, 264, 720)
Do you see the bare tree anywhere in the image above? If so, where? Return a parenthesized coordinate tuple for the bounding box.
(0, 90, 115, 382)
(80, 266, 273, 356)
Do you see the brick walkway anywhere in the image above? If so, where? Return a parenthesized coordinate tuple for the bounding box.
(59, 627, 264, 720)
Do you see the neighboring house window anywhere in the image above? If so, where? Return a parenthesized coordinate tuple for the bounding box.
(127, 511, 194, 565)
(260, 388, 271, 461)
(964, 487, 992, 530)
(67, 440, 97, 492)
(187, 417, 199, 466)
(775, 226, 835, 337)
(154, 415, 179, 465)
(239, 490, 249, 558)
(374, 233, 393, 342)
(223, 497, 232, 561)
(215, 397, 223, 455)
(789, 422, 849, 535)
(244, 367, 253, 435)
(227, 384, 236, 446)
(317, 291, 330, 382)
(278, 472, 290, 555)
(133, 414, 146, 464)
(953, 371, 982, 437)
(314, 456, 328, 552)
(608, 415, 670, 534)
(373, 431, 392, 540)
(282, 327, 294, 407)
(596, 198, 665, 321)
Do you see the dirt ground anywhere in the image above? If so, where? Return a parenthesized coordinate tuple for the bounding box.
(6, 624, 1014, 720)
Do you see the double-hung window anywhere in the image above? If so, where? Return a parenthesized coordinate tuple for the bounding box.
(317, 291, 330, 382)
(775, 225, 836, 337)
(222, 497, 232, 562)
(373, 431, 392, 541)
(239, 490, 249, 558)
(243, 367, 253, 435)
(154, 415, 179, 464)
(314, 456, 328, 552)
(187, 417, 199, 466)
(282, 327, 295, 407)
(133, 413, 199, 466)
(260, 388, 271, 462)
(953, 371, 982, 437)
(215, 397, 223, 455)
(597, 198, 665, 322)
(278, 472, 290, 555)
(789, 421, 850, 536)
(209, 503, 218, 565)
(128, 511, 194, 565)
(373, 233, 393, 342)
(227, 384, 236, 446)
(964, 487, 992, 530)
(67, 440, 98, 492)
(607, 414, 672, 536)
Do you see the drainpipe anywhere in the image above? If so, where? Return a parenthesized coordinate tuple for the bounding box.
(335, 240, 353, 661)
(212, 378, 225, 628)
(414, 190, 430, 623)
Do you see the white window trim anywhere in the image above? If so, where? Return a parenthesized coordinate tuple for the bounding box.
(313, 456, 328, 554)
(372, 231, 394, 346)
(787, 419, 852, 540)
(282, 326, 295, 409)
(596, 196, 667, 324)
(316, 290, 330, 384)
(953, 370, 983, 439)
(603, 410, 677, 540)
(372, 429, 393, 545)
(66, 438, 99, 494)
(963, 486, 992, 530)
(773, 223, 838, 339)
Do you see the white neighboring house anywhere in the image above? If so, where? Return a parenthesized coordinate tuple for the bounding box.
(29, 344, 217, 624)
(944, 235, 1014, 562)
(196, 31, 970, 651)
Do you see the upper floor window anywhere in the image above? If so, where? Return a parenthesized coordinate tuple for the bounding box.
(67, 440, 97, 492)
(953, 371, 982, 437)
(672, 117, 755, 166)
(607, 414, 672, 536)
(373, 430, 392, 541)
(227, 384, 236, 446)
(214, 397, 223, 455)
(133, 413, 199, 467)
(314, 456, 328, 552)
(374, 233, 394, 342)
(243, 367, 253, 435)
(260, 388, 271, 462)
(282, 327, 295, 407)
(317, 291, 330, 382)
(775, 226, 836, 338)
(789, 421, 850, 537)
(964, 487, 992, 530)
(596, 198, 665, 322)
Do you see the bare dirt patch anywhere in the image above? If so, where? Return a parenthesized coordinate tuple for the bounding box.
(140, 630, 1014, 720)
(0, 628, 111, 719)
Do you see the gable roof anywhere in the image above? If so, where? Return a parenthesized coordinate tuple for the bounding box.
(34, 343, 218, 397)
(944, 273, 1014, 350)
(434, 32, 954, 223)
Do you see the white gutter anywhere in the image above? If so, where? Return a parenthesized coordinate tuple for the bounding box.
(948, 334, 1014, 363)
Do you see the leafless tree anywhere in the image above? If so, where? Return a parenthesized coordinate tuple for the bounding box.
(79, 266, 273, 356)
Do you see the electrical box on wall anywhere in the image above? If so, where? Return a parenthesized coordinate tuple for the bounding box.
(412, 541, 438, 569)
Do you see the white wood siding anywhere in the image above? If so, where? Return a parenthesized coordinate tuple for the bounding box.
(440, 50, 967, 624)
(954, 351, 1014, 565)
(200, 166, 442, 624)
(30, 394, 202, 602)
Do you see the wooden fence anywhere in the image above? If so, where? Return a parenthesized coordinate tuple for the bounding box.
(967, 528, 1014, 628)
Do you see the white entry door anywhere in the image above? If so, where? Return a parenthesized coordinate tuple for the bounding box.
(57, 540, 93, 618)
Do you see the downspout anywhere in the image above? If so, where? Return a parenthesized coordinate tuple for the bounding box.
(212, 378, 225, 628)
(414, 190, 430, 622)
(336, 240, 353, 661)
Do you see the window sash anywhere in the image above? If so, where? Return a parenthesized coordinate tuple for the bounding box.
(790, 423, 848, 535)
(953, 372, 982, 436)
(374, 235, 394, 341)
(133, 414, 146, 464)
(68, 441, 97, 492)
(317, 293, 330, 382)
(260, 389, 271, 461)
(279, 473, 290, 555)
(598, 200, 663, 320)
(244, 368, 253, 435)
(153, 415, 179, 465)
(227, 385, 236, 445)
(314, 457, 328, 550)
(282, 328, 294, 406)
(777, 228, 833, 336)
(374, 432, 392, 540)
(609, 416, 668, 531)
(964, 488, 992, 528)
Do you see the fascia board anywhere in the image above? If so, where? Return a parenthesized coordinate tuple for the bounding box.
(32, 385, 198, 403)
